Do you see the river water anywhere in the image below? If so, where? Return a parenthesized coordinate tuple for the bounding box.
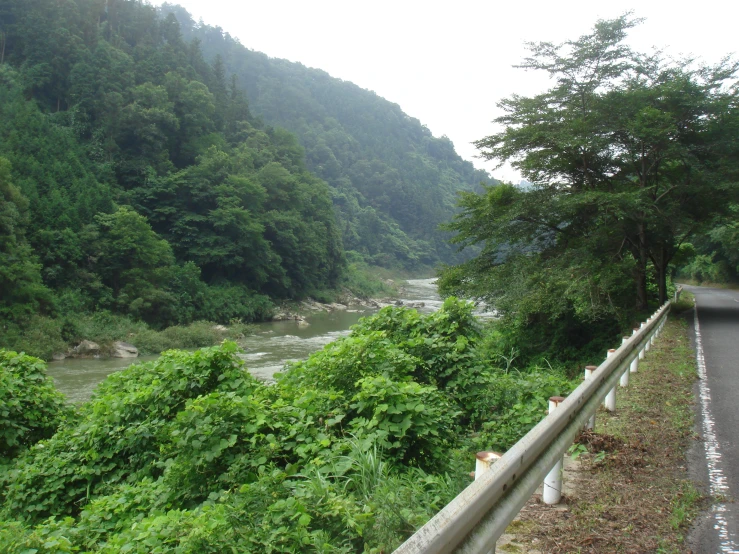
(47, 278, 443, 403)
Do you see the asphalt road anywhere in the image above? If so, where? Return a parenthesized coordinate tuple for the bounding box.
(685, 285, 739, 554)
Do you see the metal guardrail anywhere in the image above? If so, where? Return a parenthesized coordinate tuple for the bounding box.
(395, 301, 672, 554)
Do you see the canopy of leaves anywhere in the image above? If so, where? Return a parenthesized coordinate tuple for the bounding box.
(440, 16, 739, 361)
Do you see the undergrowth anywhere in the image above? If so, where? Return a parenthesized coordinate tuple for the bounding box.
(0, 299, 576, 552)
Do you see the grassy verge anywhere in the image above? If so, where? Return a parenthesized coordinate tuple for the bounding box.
(500, 301, 700, 553)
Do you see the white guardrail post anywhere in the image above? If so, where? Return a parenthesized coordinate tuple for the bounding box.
(474, 452, 501, 553)
(619, 337, 630, 387)
(604, 349, 617, 411)
(475, 452, 501, 481)
(542, 396, 565, 505)
(674, 285, 682, 303)
(393, 301, 672, 554)
(584, 366, 596, 430)
(630, 328, 639, 373)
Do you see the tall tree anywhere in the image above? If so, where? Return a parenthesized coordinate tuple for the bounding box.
(452, 16, 739, 313)
(0, 157, 51, 320)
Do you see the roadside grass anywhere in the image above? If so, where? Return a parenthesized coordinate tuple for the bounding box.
(500, 303, 701, 553)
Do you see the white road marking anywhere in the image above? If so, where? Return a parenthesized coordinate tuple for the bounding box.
(694, 305, 739, 553)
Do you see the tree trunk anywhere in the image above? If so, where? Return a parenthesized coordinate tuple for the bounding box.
(657, 263, 667, 305)
(655, 244, 668, 305)
(635, 223, 649, 311)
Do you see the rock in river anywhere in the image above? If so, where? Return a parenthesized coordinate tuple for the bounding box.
(112, 341, 138, 358)
(73, 340, 101, 356)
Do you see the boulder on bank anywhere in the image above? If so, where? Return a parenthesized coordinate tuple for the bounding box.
(73, 340, 100, 356)
(112, 341, 138, 358)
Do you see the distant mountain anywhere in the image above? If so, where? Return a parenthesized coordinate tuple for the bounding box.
(518, 179, 534, 191)
(162, 4, 494, 269)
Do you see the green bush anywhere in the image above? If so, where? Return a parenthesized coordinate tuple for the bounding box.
(341, 261, 397, 299)
(0, 301, 580, 552)
(349, 376, 458, 471)
(679, 253, 732, 284)
(131, 321, 236, 354)
(1, 342, 249, 521)
(473, 370, 575, 451)
(0, 316, 68, 360)
(199, 285, 275, 323)
(0, 350, 71, 460)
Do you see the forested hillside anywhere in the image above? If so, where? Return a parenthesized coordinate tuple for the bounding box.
(161, 4, 493, 268)
(0, 0, 494, 354)
(0, 0, 391, 352)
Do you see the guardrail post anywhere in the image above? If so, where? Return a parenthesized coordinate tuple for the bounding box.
(639, 322, 647, 359)
(604, 349, 616, 411)
(619, 337, 630, 387)
(475, 451, 501, 481)
(649, 316, 659, 346)
(645, 318, 653, 352)
(584, 365, 596, 429)
(630, 328, 639, 373)
(543, 396, 565, 505)
(474, 451, 501, 553)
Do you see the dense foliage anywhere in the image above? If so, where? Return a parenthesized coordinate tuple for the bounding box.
(0, 350, 71, 461)
(0, 0, 340, 355)
(678, 204, 739, 284)
(0, 301, 574, 552)
(161, 4, 494, 270)
(0, 0, 497, 358)
(439, 17, 739, 363)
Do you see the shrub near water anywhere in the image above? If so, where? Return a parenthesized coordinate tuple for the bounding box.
(0, 300, 575, 552)
(0, 350, 71, 461)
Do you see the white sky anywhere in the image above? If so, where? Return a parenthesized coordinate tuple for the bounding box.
(153, 0, 738, 183)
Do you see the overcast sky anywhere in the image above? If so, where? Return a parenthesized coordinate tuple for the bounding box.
(153, 0, 737, 183)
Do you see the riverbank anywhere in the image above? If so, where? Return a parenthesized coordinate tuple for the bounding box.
(45, 279, 443, 403)
(0, 263, 408, 362)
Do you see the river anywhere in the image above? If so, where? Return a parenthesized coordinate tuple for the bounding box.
(47, 278, 444, 403)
